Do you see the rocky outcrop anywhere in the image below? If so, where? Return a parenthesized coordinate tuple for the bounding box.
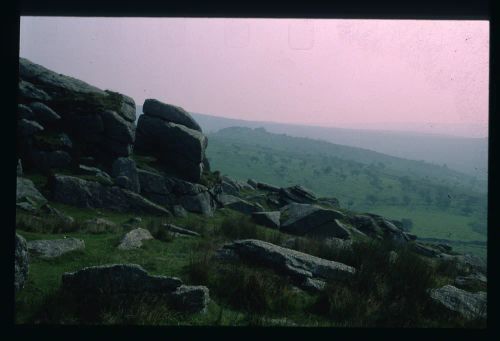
(50, 174, 170, 215)
(252, 211, 281, 229)
(27, 238, 85, 258)
(216, 239, 356, 292)
(40, 203, 75, 225)
(135, 99, 208, 182)
(142, 99, 202, 132)
(18, 119, 44, 137)
(111, 157, 140, 193)
(349, 214, 411, 244)
(118, 228, 154, 250)
(169, 285, 210, 314)
(18, 58, 136, 170)
(280, 203, 349, 238)
(438, 253, 487, 275)
(454, 273, 487, 291)
(279, 185, 317, 205)
(19, 79, 51, 101)
(28, 102, 61, 125)
(217, 194, 264, 215)
(137, 169, 216, 216)
(78, 165, 113, 185)
(255, 181, 280, 192)
(61, 264, 209, 313)
(31, 150, 72, 170)
(16, 177, 47, 207)
(429, 285, 486, 320)
(17, 159, 23, 176)
(15, 233, 29, 293)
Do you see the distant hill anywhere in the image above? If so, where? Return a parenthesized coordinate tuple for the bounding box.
(135, 106, 488, 181)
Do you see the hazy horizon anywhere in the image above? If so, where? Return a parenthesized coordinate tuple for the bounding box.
(20, 17, 489, 138)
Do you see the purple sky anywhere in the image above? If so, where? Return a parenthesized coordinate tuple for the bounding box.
(19, 17, 489, 137)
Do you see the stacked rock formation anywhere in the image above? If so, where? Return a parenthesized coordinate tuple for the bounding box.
(18, 57, 136, 171)
(135, 99, 208, 183)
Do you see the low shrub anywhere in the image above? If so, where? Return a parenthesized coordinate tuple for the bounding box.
(145, 218, 173, 242)
(218, 216, 261, 240)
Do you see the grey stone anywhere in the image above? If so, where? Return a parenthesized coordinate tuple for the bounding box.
(169, 285, 210, 314)
(20, 57, 107, 97)
(279, 185, 317, 205)
(280, 203, 346, 237)
(83, 218, 117, 231)
(247, 179, 258, 188)
(18, 118, 44, 136)
(137, 169, 168, 196)
(16, 177, 47, 206)
(221, 179, 240, 195)
(57, 133, 73, 150)
(217, 194, 263, 215)
(429, 285, 486, 320)
(252, 211, 281, 229)
(118, 228, 154, 250)
(18, 104, 34, 120)
(17, 159, 23, 176)
(111, 157, 140, 193)
(15, 233, 29, 293)
(172, 205, 188, 217)
(256, 182, 280, 192)
(135, 115, 206, 182)
(350, 214, 409, 243)
(324, 237, 353, 251)
(216, 239, 356, 291)
(16, 201, 38, 213)
(40, 204, 75, 225)
(454, 273, 487, 290)
(438, 253, 487, 275)
(299, 277, 327, 292)
(143, 99, 202, 132)
(164, 224, 200, 237)
(413, 243, 441, 258)
(115, 93, 136, 122)
(50, 174, 171, 215)
(61, 264, 183, 295)
(317, 197, 340, 209)
(28, 238, 85, 258)
(18, 79, 51, 101)
(28, 102, 61, 123)
(179, 191, 215, 216)
(47, 150, 71, 168)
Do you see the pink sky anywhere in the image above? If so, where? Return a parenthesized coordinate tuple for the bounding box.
(19, 17, 489, 137)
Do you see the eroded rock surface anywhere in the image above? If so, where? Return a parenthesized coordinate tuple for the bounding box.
(216, 239, 356, 292)
(15, 234, 29, 293)
(28, 238, 85, 258)
(429, 285, 486, 320)
(61, 264, 209, 313)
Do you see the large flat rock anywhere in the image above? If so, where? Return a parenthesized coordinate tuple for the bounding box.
(118, 228, 154, 250)
(51, 174, 170, 215)
(28, 238, 85, 258)
(217, 239, 356, 291)
(280, 203, 346, 237)
(143, 99, 202, 132)
(61, 264, 210, 313)
(429, 285, 486, 320)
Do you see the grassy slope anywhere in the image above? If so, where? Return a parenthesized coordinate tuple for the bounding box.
(206, 127, 487, 258)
